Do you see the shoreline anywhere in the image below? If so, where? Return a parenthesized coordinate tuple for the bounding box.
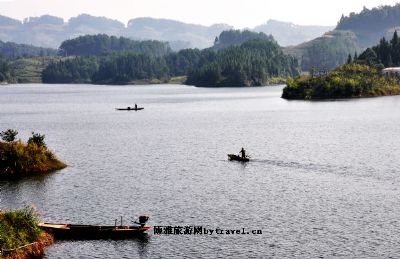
(0, 208, 54, 259)
(283, 91, 400, 101)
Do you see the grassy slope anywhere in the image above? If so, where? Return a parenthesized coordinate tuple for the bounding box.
(9, 57, 62, 83)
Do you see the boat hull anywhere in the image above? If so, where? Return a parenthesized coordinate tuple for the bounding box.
(228, 154, 249, 162)
(116, 107, 144, 111)
(39, 223, 151, 240)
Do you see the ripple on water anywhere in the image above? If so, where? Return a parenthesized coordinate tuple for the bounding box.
(0, 84, 400, 258)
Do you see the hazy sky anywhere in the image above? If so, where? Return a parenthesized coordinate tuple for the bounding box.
(0, 0, 398, 28)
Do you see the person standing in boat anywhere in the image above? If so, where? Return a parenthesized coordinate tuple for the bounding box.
(134, 104, 137, 110)
(239, 147, 246, 159)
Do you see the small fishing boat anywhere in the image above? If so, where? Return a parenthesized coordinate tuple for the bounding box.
(116, 107, 144, 111)
(39, 216, 150, 240)
(228, 154, 250, 162)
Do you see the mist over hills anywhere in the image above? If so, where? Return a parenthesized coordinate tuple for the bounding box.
(254, 20, 333, 46)
(126, 17, 233, 49)
(0, 14, 233, 50)
(0, 14, 126, 48)
(288, 3, 400, 71)
(0, 13, 332, 50)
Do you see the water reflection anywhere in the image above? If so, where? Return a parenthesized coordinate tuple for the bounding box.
(107, 235, 150, 258)
(134, 234, 150, 258)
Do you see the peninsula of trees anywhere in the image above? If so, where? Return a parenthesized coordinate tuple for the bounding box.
(0, 129, 66, 179)
(282, 31, 400, 100)
(282, 63, 400, 100)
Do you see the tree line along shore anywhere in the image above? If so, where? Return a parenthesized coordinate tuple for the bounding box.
(1, 30, 400, 100)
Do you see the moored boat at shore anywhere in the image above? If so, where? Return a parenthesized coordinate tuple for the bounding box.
(39, 216, 150, 240)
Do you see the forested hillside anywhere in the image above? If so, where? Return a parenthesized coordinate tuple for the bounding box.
(42, 30, 299, 86)
(336, 4, 400, 48)
(0, 41, 57, 59)
(59, 34, 171, 57)
(42, 57, 98, 83)
(0, 56, 12, 82)
(213, 30, 274, 50)
(187, 39, 298, 87)
(286, 30, 360, 71)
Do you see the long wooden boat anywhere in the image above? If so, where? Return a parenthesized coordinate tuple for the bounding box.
(116, 107, 144, 111)
(228, 154, 250, 162)
(39, 216, 150, 240)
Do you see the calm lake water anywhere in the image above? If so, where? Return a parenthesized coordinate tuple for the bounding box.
(1, 84, 400, 258)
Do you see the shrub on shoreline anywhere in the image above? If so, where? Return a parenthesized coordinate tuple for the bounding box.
(0, 208, 53, 259)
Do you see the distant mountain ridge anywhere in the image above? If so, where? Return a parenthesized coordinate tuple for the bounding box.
(0, 14, 333, 50)
(0, 14, 233, 50)
(254, 19, 333, 46)
(0, 14, 126, 48)
(126, 17, 233, 49)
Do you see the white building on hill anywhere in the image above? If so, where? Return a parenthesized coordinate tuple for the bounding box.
(381, 67, 400, 77)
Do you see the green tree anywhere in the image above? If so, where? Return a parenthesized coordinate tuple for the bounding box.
(0, 129, 18, 142)
(390, 30, 399, 47)
(357, 48, 379, 66)
(347, 54, 353, 64)
(357, 31, 400, 67)
(28, 132, 46, 148)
